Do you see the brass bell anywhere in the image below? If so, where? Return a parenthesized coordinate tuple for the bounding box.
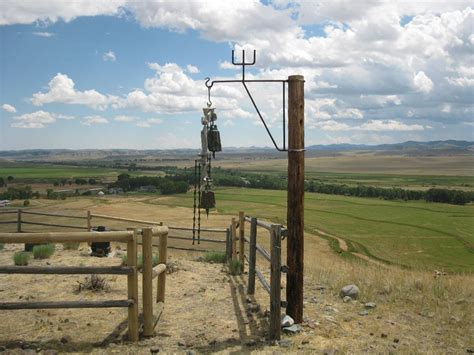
(200, 190, 216, 210)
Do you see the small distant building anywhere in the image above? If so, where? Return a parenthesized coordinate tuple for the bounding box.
(0, 200, 10, 207)
(97, 191, 105, 196)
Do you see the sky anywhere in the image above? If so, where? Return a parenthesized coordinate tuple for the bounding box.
(0, 1, 473, 150)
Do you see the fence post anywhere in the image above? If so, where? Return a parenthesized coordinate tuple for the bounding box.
(87, 210, 91, 231)
(247, 217, 257, 295)
(142, 227, 153, 337)
(239, 211, 245, 272)
(127, 229, 139, 341)
(17, 209, 22, 233)
(157, 230, 168, 303)
(225, 227, 231, 261)
(231, 218, 237, 261)
(269, 224, 282, 341)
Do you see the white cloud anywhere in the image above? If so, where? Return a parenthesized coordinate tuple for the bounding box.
(11, 110, 56, 128)
(114, 115, 137, 122)
(186, 64, 199, 74)
(1, 103, 16, 113)
(0, 0, 126, 25)
(82, 115, 109, 126)
(358, 120, 425, 131)
(32, 31, 55, 37)
(103, 50, 116, 62)
(136, 121, 151, 128)
(31, 73, 117, 110)
(413, 71, 433, 93)
(136, 118, 163, 127)
(56, 114, 75, 120)
(147, 118, 162, 124)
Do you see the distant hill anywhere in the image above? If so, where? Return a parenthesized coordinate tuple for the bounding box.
(306, 140, 474, 153)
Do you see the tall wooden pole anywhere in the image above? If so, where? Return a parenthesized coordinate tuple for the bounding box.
(286, 75, 304, 323)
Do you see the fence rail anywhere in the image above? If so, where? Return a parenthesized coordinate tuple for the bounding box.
(0, 226, 168, 342)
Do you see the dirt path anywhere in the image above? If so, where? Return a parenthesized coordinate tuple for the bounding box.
(313, 228, 389, 268)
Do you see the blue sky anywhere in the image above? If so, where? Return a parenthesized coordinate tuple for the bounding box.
(0, 1, 473, 150)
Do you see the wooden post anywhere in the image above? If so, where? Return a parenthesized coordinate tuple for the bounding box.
(239, 211, 245, 272)
(17, 209, 22, 233)
(270, 224, 282, 340)
(87, 210, 91, 231)
(225, 227, 231, 261)
(127, 229, 139, 341)
(231, 218, 237, 261)
(287, 74, 305, 323)
(247, 217, 257, 295)
(156, 231, 167, 303)
(142, 228, 153, 337)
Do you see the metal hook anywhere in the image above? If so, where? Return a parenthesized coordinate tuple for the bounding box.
(205, 77, 212, 107)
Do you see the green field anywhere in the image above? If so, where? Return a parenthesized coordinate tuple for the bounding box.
(147, 187, 474, 273)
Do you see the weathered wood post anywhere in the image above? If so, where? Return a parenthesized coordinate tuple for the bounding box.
(142, 227, 153, 337)
(86, 210, 91, 231)
(225, 227, 231, 261)
(270, 224, 282, 340)
(247, 217, 257, 295)
(231, 218, 237, 261)
(127, 229, 139, 341)
(157, 230, 168, 303)
(239, 211, 245, 272)
(17, 209, 22, 233)
(287, 74, 305, 323)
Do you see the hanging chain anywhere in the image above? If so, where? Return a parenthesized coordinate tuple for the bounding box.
(197, 162, 202, 245)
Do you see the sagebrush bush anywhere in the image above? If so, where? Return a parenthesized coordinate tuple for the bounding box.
(75, 274, 109, 292)
(62, 242, 80, 250)
(13, 251, 30, 266)
(204, 251, 227, 263)
(228, 259, 243, 275)
(0, 243, 4, 251)
(32, 244, 55, 259)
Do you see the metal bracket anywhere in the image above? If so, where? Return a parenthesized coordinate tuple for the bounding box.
(205, 50, 288, 152)
(280, 228, 288, 239)
(281, 300, 288, 308)
(280, 265, 289, 273)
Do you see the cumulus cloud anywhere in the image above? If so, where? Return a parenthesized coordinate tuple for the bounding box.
(114, 115, 137, 122)
(11, 110, 56, 128)
(413, 71, 434, 93)
(1, 103, 16, 113)
(82, 115, 109, 126)
(186, 64, 199, 74)
(103, 50, 116, 62)
(31, 73, 117, 110)
(358, 120, 425, 131)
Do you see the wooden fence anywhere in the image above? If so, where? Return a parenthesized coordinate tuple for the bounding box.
(227, 211, 286, 341)
(0, 226, 168, 341)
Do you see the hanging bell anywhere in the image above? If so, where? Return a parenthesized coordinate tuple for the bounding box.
(207, 124, 222, 158)
(200, 190, 216, 217)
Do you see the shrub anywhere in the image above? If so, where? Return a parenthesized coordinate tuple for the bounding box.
(13, 251, 30, 266)
(32, 244, 55, 259)
(0, 243, 4, 251)
(23, 200, 30, 207)
(204, 251, 227, 263)
(75, 274, 109, 293)
(228, 259, 243, 275)
(63, 242, 81, 250)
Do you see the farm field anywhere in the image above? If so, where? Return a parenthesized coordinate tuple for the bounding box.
(142, 188, 474, 273)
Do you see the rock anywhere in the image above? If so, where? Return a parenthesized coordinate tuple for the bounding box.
(314, 285, 327, 290)
(283, 324, 302, 334)
(322, 348, 338, 355)
(365, 302, 377, 309)
(358, 310, 369, 316)
(381, 333, 388, 338)
(278, 339, 292, 348)
(393, 338, 400, 343)
(340, 284, 360, 300)
(60, 336, 72, 344)
(309, 297, 318, 303)
(302, 339, 310, 345)
(343, 296, 352, 303)
(325, 306, 339, 313)
(466, 348, 474, 353)
(281, 314, 294, 327)
(150, 346, 160, 354)
(177, 341, 185, 347)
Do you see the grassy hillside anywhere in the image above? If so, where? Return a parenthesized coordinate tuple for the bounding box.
(146, 187, 474, 273)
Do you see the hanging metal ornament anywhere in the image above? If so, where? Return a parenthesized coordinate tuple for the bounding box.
(207, 110, 222, 158)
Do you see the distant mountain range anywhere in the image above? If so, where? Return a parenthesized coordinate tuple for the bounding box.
(0, 140, 472, 160)
(306, 140, 474, 152)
